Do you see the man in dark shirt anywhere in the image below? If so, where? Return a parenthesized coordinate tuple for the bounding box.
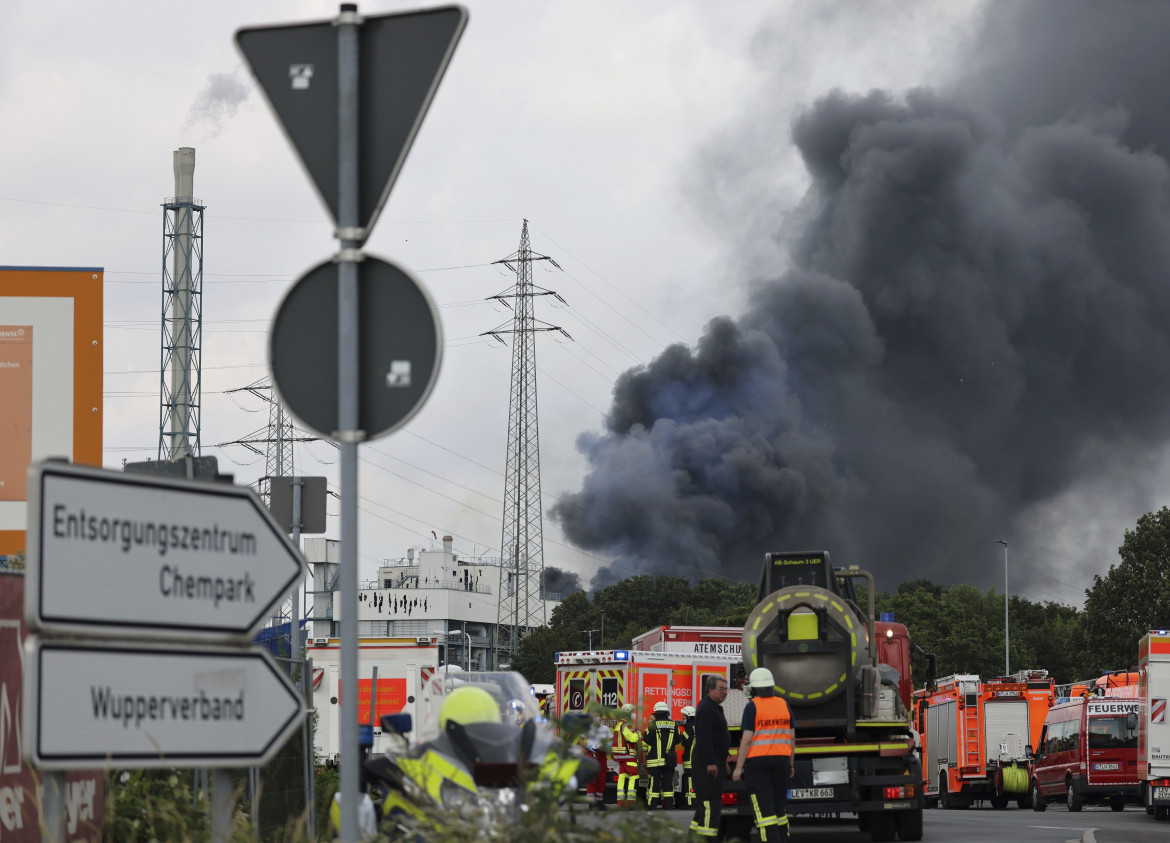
(689, 674, 730, 839)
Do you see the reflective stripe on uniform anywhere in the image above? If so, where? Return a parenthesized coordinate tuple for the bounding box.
(689, 801, 717, 838)
(747, 697, 794, 758)
(643, 720, 676, 767)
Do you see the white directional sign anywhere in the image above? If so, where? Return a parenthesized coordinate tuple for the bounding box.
(24, 638, 303, 769)
(26, 461, 306, 641)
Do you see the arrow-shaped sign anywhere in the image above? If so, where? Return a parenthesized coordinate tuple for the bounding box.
(24, 639, 303, 769)
(235, 6, 467, 242)
(25, 461, 306, 642)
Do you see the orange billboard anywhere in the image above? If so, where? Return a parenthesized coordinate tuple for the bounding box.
(0, 268, 103, 556)
(0, 326, 33, 501)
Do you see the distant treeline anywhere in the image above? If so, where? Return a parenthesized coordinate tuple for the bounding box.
(517, 506, 1170, 685)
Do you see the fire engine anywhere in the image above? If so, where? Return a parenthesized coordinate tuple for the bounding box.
(731, 551, 924, 843)
(1139, 630, 1170, 820)
(913, 670, 1055, 808)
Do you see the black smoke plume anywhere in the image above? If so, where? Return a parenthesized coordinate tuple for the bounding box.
(542, 566, 582, 597)
(552, 1, 1170, 595)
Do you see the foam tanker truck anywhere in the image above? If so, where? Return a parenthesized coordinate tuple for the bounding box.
(725, 551, 925, 842)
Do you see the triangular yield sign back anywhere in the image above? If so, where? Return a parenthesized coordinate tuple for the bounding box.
(236, 6, 467, 241)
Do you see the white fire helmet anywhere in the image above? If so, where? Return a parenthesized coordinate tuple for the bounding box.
(749, 667, 775, 689)
(653, 701, 670, 714)
(681, 706, 696, 718)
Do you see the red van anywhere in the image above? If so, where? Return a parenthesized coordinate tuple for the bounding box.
(1028, 697, 1140, 811)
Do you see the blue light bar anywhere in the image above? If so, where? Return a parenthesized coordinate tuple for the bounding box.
(614, 650, 629, 661)
(554, 652, 561, 663)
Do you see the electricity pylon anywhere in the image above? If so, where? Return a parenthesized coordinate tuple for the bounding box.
(483, 219, 570, 667)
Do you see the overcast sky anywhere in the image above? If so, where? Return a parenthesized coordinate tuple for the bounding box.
(5, 0, 1163, 607)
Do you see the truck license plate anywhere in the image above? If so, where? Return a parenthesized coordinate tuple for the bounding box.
(1092, 763, 1119, 771)
(788, 787, 834, 800)
(1154, 787, 1170, 800)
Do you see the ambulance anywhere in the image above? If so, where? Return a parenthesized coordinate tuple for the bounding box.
(553, 646, 747, 725)
(554, 635, 750, 800)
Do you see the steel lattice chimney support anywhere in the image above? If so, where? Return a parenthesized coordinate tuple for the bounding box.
(169, 147, 195, 458)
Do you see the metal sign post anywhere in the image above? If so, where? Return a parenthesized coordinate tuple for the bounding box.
(335, 8, 362, 838)
(236, 5, 466, 839)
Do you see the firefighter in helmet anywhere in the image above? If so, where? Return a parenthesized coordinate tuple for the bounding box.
(642, 701, 680, 809)
(679, 704, 697, 806)
(732, 667, 795, 841)
(614, 703, 642, 807)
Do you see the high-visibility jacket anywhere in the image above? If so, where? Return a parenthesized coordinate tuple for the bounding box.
(679, 720, 695, 769)
(642, 718, 679, 768)
(612, 722, 641, 759)
(746, 696, 794, 758)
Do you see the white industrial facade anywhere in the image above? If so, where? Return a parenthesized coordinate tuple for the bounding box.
(304, 535, 560, 669)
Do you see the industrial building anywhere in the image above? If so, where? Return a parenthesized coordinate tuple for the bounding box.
(305, 535, 562, 670)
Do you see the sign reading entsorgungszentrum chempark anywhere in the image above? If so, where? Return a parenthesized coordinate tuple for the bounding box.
(25, 460, 306, 642)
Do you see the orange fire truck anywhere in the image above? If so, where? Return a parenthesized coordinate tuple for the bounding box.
(913, 670, 1055, 808)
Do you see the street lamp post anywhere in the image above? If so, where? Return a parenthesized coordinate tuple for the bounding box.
(433, 627, 472, 672)
(431, 627, 448, 675)
(585, 628, 600, 649)
(996, 540, 1009, 676)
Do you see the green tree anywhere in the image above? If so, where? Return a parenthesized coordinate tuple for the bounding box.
(1008, 596, 1086, 683)
(1082, 506, 1170, 672)
(876, 579, 1087, 685)
(512, 574, 756, 681)
(511, 592, 596, 683)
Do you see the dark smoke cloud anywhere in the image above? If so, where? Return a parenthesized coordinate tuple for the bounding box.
(553, 1, 1170, 596)
(542, 566, 583, 597)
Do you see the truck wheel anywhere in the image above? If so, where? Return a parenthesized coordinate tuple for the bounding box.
(1110, 797, 1125, 812)
(989, 793, 1009, 810)
(896, 808, 923, 841)
(1030, 779, 1046, 812)
(1066, 781, 1083, 813)
(939, 777, 951, 810)
(868, 812, 896, 843)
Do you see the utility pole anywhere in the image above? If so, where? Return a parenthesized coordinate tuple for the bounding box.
(218, 378, 329, 504)
(484, 220, 571, 667)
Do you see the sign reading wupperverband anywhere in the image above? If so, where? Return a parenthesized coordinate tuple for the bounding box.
(24, 639, 302, 770)
(25, 461, 306, 642)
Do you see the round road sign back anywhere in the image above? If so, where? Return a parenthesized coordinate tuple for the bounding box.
(269, 255, 441, 441)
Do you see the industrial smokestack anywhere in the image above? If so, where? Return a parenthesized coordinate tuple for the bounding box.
(173, 147, 195, 199)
